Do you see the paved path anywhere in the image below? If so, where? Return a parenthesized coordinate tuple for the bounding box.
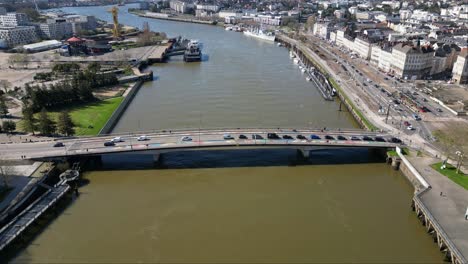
(409, 156, 468, 260)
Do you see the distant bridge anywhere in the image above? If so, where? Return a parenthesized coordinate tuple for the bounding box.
(0, 128, 400, 161)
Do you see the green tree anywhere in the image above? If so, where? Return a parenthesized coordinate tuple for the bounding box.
(22, 105, 36, 134)
(57, 111, 75, 136)
(0, 94, 8, 116)
(2, 120, 16, 133)
(87, 62, 101, 73)
(37, 108, 55, 135)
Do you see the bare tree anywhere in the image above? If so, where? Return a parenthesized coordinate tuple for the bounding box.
(0, 164, 13, 188)
(0, 80, 12, 94)
(433, 125, 467, 173)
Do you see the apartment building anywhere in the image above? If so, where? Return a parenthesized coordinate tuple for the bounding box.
(452, 51, 468, 84)
(391, 43, 434, 79)
(169, 0, 193, 13)
(0, 26, 38, 48)
(0, 13, 29, 27)
(38, 21, 73, 40)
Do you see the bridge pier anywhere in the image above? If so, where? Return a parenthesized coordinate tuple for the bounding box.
(153, 153, 161, 165)
(297, 148, 310, 159)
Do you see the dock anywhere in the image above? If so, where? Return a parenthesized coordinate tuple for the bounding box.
(146, 44, 172, 63)
(0, 169, 79, 252)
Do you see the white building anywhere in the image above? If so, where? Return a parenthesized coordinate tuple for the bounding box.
(169, 0, 193, 14)
(313, 22, 333, 39)
(196, 4, 220, 12)
(399, 10, 412, 20)
(38, 22, 73, 40)
(452, 51, 468, 84)
(0, 13, 29, 27)
(348, 6, 358, 15)
(0, 26, 38, 48)
(353, 36, 372, 59)
(23, 39, 62, 52)
(218, 10, 242, 18)
(253, 14, 282, 26)
(64, 15, 98, 34)
(391, 43, 434, 79)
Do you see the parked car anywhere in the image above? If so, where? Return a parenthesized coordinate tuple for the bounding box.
(239, 134, 248, 139)
(252, 134, 263, 140)
(337, 135, 347, 140)
(296, 135, 306, 140)
(137, 135, 149, 141)
(404, 121, 410, 126)
(412, 114, 422, 121)
(407, 126, 414, 130)
(181, 136, 192, 142)
(267, 133, 280, 139)
(223, 134, 234, 140)
(53, 142, 64, 147)
(351, 136, 360, 141)
(363, 136, 374, 141)
(436, 108, 443, 112)
(390, 137, 402, 143)
(325, 135, 334, 140)
(104, 141, 115, 147)
(282, 135, 293, 139)
(310, 134, 321, 140)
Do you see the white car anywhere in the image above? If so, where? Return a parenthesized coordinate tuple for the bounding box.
(111, 136, 124, 142)
(407, 126, 415, 131)
(137, 135, 149, 141)
(181, 136, 192, 142)
(223, 134, 234, 140)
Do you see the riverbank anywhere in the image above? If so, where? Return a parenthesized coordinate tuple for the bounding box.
(130, 10, 219, 26)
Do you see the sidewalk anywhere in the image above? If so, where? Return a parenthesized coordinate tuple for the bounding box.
(409, 156, 468, 260)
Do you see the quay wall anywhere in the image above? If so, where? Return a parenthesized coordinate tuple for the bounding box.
(99, 80, 144, 135)
(276, 34, 376, 131)
(136, 12, 217, 26)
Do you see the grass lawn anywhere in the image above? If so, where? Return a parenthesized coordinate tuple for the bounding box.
(431, 162, 468, 190)
(19, 97, 123, 136)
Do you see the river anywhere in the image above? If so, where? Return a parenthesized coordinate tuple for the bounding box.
(11, 4, 443, 263)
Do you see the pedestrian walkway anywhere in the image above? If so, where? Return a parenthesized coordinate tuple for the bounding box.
(409, 156, 468, 261)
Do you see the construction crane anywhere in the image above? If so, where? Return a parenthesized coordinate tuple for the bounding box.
(108, 6, 120, 39)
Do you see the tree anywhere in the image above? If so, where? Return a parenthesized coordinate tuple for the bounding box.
(0, 80, 12, 94)
(0, 165, 13, 188)
(433, 126, 467, 174)
(0, 94, 8, 116)
(57, 111, 75, 136)
(22, 105, 36, 135)
(37, 108, 55, 135)
(87, 62, 101, 73)
(2, 120, 16, 133)
(306, 15, 316, 32)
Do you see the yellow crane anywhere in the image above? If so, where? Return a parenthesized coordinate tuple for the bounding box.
(108, 6, 120, 39)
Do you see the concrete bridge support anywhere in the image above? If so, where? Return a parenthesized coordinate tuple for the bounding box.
(297, 148, 310, 159)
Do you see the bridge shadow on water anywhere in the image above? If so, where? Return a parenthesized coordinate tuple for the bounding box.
(98, 148, 386, 171)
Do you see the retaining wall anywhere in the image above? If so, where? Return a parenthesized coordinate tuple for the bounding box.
(99, 81, 144, 135)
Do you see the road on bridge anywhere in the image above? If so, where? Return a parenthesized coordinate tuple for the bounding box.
(0, 128, 399, 160)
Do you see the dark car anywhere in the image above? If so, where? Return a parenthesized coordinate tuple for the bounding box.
(380, 88, 386, 93)
(337, 135, 346, 140)
(239, 134, 248, 139)
(310, 134, 321, 140)
(53, 142, 64, 147)
(267, 133, 280, 139)
(363, 136, 374, 141)
(282, 135, 293, 140)
(252, 134, 263, 140)
(325, 135, 335, 140)
(390, 137, 402, 143)
(104, 141, 115, 147)
(375, 137, 386, 142)
(296, 135, 306, 140)
(351, 136, 361, 141)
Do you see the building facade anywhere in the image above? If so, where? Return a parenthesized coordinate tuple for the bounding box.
(0, 13, 29, 27)
(391, 43, 434, 79)
(452, 51, 468, 84)
(38, 21, 73, 40)
(0, 26, 38, 48)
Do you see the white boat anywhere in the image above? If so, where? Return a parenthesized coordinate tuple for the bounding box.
(243, 28, 275, 42)
(306, 77, 311, 82)
(301, 68, 306, 73)
(289, 51, 296, 58)
(225, 26, 233, 31)
(277, 43, 282, 47)
(293, 58, 299, 64)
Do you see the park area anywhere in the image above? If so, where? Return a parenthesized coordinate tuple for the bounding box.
(431, 162, 468, 190)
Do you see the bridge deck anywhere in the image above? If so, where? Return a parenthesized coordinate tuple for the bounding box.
(0, 128, 399, 160)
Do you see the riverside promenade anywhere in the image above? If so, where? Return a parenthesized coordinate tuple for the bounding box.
(276, 34, 468, 264)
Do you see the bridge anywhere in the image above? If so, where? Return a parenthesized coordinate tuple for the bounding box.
(0, 128, 400, 161)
